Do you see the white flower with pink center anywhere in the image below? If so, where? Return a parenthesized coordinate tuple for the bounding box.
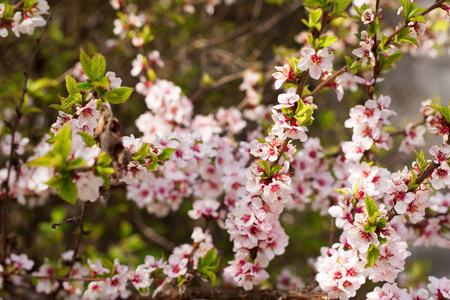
(427, 276, 450, 299)
(105, 71, 122, 89)
(399, 124, 426, 154)
(122, 134, 143, 154)
(298, 47, 334, 80)
(8, 253, 34, 272)
(188, 198, 221, 220)
(87, 259, 110, 276)
(163, 254, 188, 278)
(272, 63, 294, 89)
(352, 31, 375, 67)
(316, 246, 366, 300)
(366, 282, 409, 299)
(75, 171, 104, 202)
(361, 9, 375, 24)
(32, 261, 59, 294)
(430, 162, 450, 190)
(75, 98, 101, 132)
(272, 87, 299, 110)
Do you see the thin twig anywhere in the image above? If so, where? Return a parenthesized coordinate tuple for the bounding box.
(72, 201, 91, 261)
(51, 216, 81, 229)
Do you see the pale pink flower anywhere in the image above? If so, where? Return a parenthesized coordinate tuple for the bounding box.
(75, 171, 104, 202)
(298, 47, 334, 80)
(163, 255, 188, 278)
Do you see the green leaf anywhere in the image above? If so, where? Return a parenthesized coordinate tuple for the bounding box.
(45, 176, 65, 189)
(27, 152, 55, 167)
(158, 147, 175, 161)
(197, 248, 220, 285)
(98, 152, 112, 167)
(132, 143, 150, 161)
(56, 266, 71, 277)
(365, 195, 378, 218)
(146, 161, 158, 171)
(258, 160, 271, 177)
(91, 54, 106, 81)
(54, 123, 71, 162)
(364, 222, 376, 233)
(77, 132, 96, 147)
(376, 218, 387, 228)
(269, 165, 282, 177)
(331, 0, 352, 18)
(59, 177, 77, 205)
(80, 48, 93, 81)
(49, 104, 64, 111)
(102, 87, 134, 104)
(24, 0, 36, 10)
(302, 0, 331, 8)
(365, 245, 380, 268)
(97, 166, 114, 176)
(100, 258, 115, 276)
(67, 158, 87, 170)
(317, 35, 337, 49)
(91, 76, 110, 89)
(75, 82, 94, 92)
(430, 104, 450, 124)
(66, 76, 77, 95)
(177, 275, 188, 286)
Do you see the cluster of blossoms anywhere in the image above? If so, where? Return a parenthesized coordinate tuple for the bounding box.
(0, 0, 49, 38)
(2, 227, 217, 299)
(366, 277, 450, 300)
(343, 95, 396, 162)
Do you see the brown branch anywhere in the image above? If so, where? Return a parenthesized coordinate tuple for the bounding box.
(51, 216, 81, 229)
(0, 272, 105, 282)
(156, 287, 328, 300)
(308, 65, 349, 97)
(72, 201, 91, 261)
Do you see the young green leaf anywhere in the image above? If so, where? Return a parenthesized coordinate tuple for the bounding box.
(258, 160, 271, 177)
(102, 87, 134, 104)
(75, 82, 94, 92)
(365, 245, 380, 268)
(77, 132, 96, 147)
(158, 147, 175, 161)
(59, 177, 77, 205)
(91, 54, 107, 81)
(132, 143, 150, 161)
(80, 48, 93, 81)
(365, 195, 378, 218)
(66, 76, 77, 95)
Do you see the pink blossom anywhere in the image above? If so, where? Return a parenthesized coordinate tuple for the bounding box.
(163, 254, 188, 278)
(298, 47, 334, 80)
(75, 171, 104, 202)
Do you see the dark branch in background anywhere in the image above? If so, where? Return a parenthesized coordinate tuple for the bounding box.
(154, 287, 328, 300)
(72, 201, 91, 261)
(0, 0, 60, 263)
(131, 208, 175, 251)
(51, 216, 81, 229)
